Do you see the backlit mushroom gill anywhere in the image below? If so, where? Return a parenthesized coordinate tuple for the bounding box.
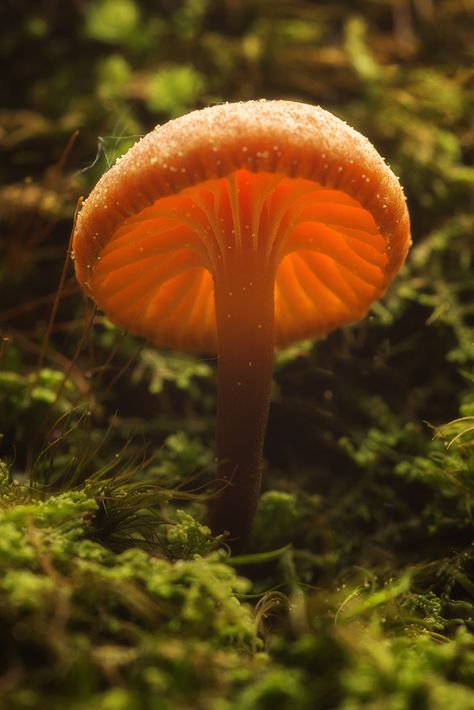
(72, 100, 411, 548)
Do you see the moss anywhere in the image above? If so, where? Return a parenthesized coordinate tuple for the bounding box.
(0, 481, 257, 708)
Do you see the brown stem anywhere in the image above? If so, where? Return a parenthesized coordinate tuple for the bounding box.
(208, 261, 275, 548)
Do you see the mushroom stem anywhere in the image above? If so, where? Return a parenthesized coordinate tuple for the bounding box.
(209, 265, 275, 547)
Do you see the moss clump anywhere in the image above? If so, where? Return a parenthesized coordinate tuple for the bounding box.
(0, 477, 257, 709)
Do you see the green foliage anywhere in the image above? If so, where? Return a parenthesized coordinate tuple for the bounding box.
(165, 509, 219, 559)
(151, 432, 213, 486)
(85, 0, 141, 46)
(251, 491, 301, 549)
(344, 16, 381, 83)
(0, 367, 76, 410)
(340, 630, 474, 709)
(96, 55, 132, 101)
(0, 478, 256, 708)
(132, 346, 213, 397)
(146, 65, 206, 117)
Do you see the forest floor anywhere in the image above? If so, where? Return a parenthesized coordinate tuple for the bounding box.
(1, 1, 474, 707)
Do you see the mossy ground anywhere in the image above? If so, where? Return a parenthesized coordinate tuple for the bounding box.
(1, 1, 473, 707)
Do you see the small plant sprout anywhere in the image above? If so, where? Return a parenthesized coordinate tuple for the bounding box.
(72, 100, 411, 547)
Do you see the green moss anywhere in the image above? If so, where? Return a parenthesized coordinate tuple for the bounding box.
(85, 0, 141, 45)
(0, 481, 258, 708)
(146, 65, 206, 117)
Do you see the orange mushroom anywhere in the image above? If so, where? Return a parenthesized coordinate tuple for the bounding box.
(72, 100, 411, 547)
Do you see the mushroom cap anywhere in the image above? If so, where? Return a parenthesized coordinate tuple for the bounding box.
(73, 100, 411, 352)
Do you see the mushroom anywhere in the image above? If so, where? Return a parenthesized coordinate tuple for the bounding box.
(72, 100, 411, 547)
